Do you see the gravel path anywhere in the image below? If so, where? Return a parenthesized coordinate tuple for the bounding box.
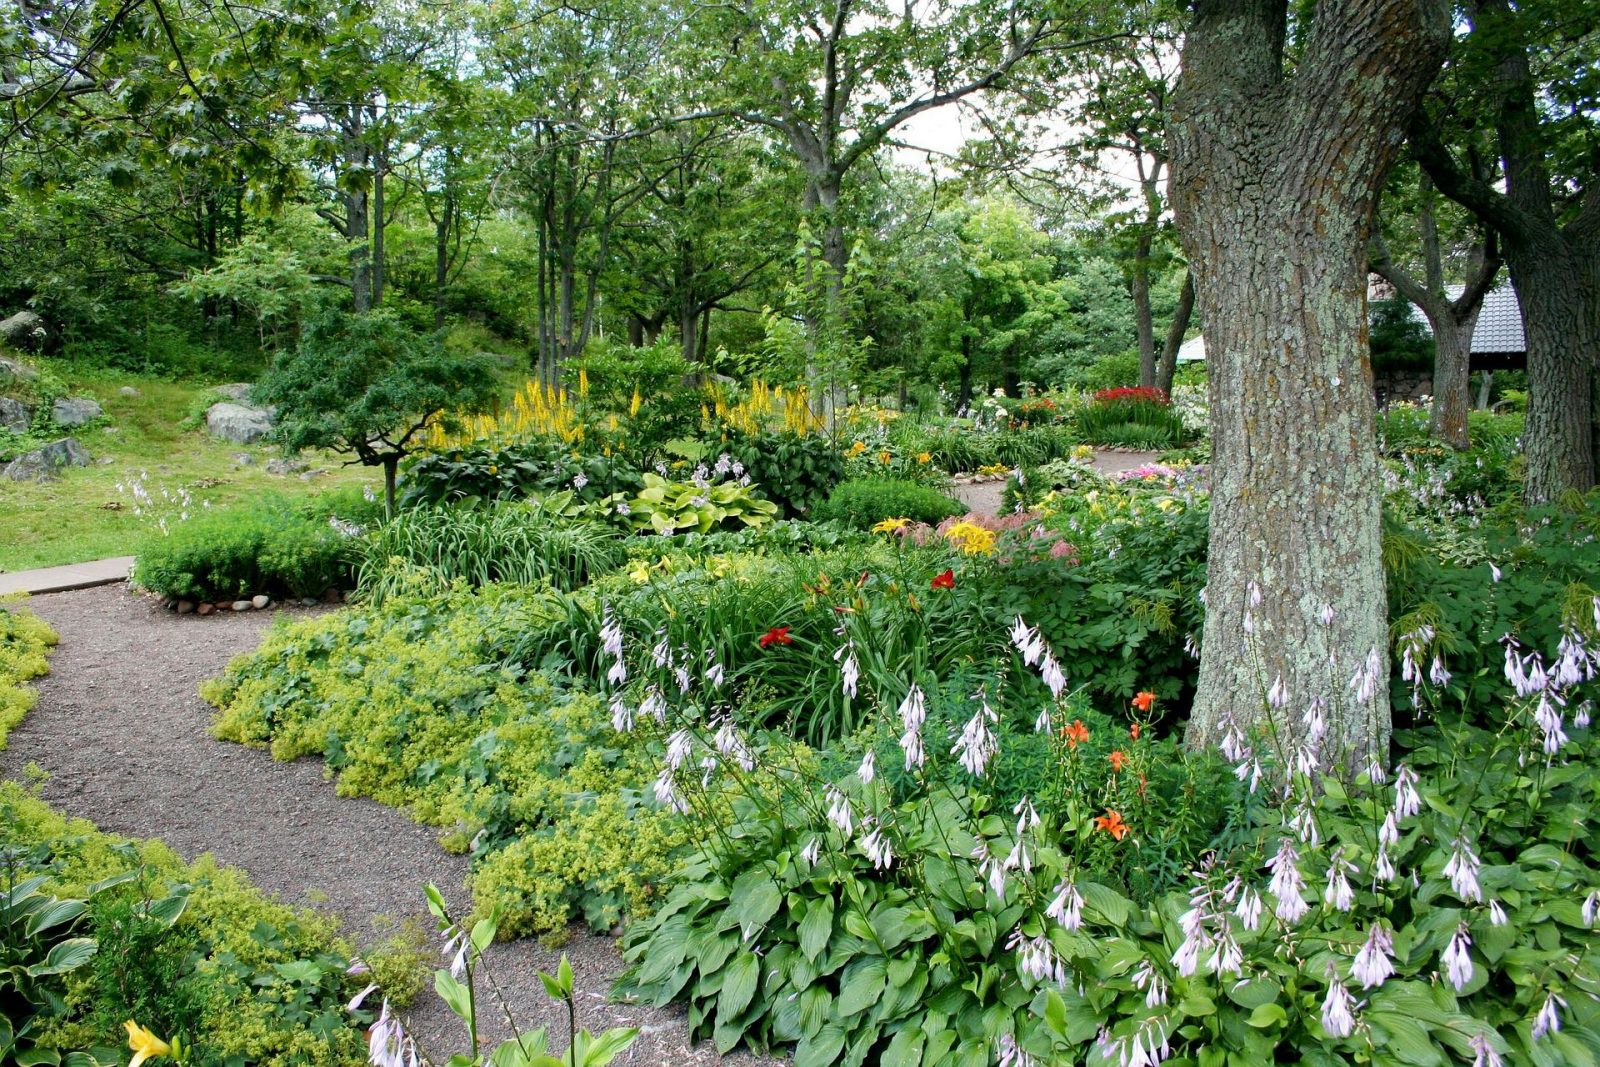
(950, 449, 1166, 516)
(1, 586, 777, 1065)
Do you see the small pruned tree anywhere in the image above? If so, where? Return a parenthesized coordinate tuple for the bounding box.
(256, 310, 499, 514)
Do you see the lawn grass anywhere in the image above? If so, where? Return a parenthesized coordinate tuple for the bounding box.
(0, 363, 378, 572)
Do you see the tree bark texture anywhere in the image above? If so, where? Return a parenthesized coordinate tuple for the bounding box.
(1170, 0, 1450, 762)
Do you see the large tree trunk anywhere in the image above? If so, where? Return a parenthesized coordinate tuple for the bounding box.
(1171, 0, 1450, 763)
(1517, 249, 1598, 502)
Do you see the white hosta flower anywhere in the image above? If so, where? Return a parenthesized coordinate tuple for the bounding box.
(665, 728, 693, 770)
(1393, 764, 1422, 819)
(1489, 562, 1501, 582)
(1442, 839, 1483, 903)
(1429, 654, 1452, 687)
(1534, 693, 1568, 754)
(1323, 851, 1357, 912)
(1132, 961, 1168, 1009)
(800, 837, 821, 866)
(651, 632, 671, 668)
(1320, 970, 1358, 1038)
(705, 659, 725, 688)
(859, 821, 894, 870)
(609, 692, 634, 733)
(1013, 795, 1040, 833)
(1303, 696, 1328, 744)
(824, 786, 853, 835)
(1468, 1032, 1504, 1067)
(835, 641, 860, 699)
(1441, 924, 1474, 992)
(1487, 900, 1508, 926)
(857, 749, 876, 784)
(1234, 884, 1264, 931)
(1008, 930, 1066, 988)
(607, 655, 627, 686)
(897, 684, 927, 770)
(974, 843, 1007, 899)
(653, 767, 685, 813)
(368, 1000, 410, 1067)
(599, 609, 624, 657)
(1531, 992, 1565, 1040)
(1378, 811, 1400, 848)
(1046, 879, 1084, 931)
(640, 685, 667, 723)
(996, 1033, 1036, 1067)
(1039, 654, 1067, 699)
(953, 697, 999, 777)
(1267, 675, 1289, 710)
(1348, 646, 1383, 705)
(1375, 845, 1397, 884)
(1266, 839, 1309, 923)
(442, 924, 472, 979)
(1352, 924, 1395, 989)
(713, 718, 756, 771)
(1583, 890, 1599, 927)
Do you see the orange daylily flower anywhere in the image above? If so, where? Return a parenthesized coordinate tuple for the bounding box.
(1095, 809, 1130, 841)
(1061, 719, 1089, 748)
(1131, 690, 1157, 713)
(1109, 750, 1128, 773)
(1129, 723, 1142, 741)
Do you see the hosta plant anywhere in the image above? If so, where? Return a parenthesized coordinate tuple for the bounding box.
(622, 473, 779, 535)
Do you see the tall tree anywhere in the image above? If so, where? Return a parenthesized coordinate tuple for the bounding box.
(1407, 0, 1600, 503)
(1370, 168, 1501, 449)
(1171, 0, 1451, 762)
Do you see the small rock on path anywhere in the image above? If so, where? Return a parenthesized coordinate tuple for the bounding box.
(950, 449, 1165, 516)
(1, 586, 775, 1065)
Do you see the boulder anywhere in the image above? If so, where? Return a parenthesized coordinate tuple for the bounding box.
(205, 402, 274, 445)
(265, 457, 308, 476)
(0, 396, 30, 433)
(0, 311, 47, 352)
(0, 355, 36, 384)
(52, 396, 103, 427)
(118, 386, 142, 398)
(2, 437, 91, 481)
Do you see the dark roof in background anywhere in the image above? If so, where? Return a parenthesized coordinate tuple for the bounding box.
(1427, 284, 1525, 355)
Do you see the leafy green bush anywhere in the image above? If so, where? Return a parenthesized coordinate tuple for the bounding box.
(720, 429, 847, 516)
(400, 438, 644, 508)
(202, 584, 688, 939)
(2, 783, 371, 1066)
(355, 499, 626, 604)
(132, 496, 364, 601)
(814, 478, 965, 529)
(1066, 352, 1142, 392)
(1, 603, 57, 748)
(1, 866, 99, 1067)
(621, 473, 780, 534)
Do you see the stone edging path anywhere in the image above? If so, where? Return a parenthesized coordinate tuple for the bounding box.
(1, 585, 777, 1065)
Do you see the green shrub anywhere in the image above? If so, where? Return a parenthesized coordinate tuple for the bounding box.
(133, 497, 362, 601)
(1074, 387, 1188, 449)
(1, 603, 57, 748)
(719, 430, 847, 516)
(355, 499, 626, 605)
(202, 584, 689, 939)
(1066, 352, 1142, 392)
(814, 478, 965, 529)
(2, 783, 371, 1066)
(400, 438, 645, 508)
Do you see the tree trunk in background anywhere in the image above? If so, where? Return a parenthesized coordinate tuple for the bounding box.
(1518, 250, 1598, 501)
(1155, 271, 1196, 394)
(1170, 0, 1450, 763)
(1132, 230, 1157, 388)
(1429, 311, 1476, 448)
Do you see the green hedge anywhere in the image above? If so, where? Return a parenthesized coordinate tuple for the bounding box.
(813, 478, 966, 528)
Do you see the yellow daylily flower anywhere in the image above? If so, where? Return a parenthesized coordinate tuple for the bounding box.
(126, 1021, 172, 1067)
(628, 561, 652, 584)
(871, 517, 911, 534)
(849, 440, 867, 456)
(943, 521, 998, 556)
(878, 450, 893, 464)
(916, 452, 931, 464)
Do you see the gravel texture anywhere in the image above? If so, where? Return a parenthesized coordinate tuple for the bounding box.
(1, 585, 779, 1065)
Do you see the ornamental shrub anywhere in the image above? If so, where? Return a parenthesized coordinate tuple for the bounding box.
(814, 478, 965, 529)
(132, 493, 372, 602)
(719, 429, 846, 517)
(1074, 387, 1187, 449)
(400, 438, 645, 508)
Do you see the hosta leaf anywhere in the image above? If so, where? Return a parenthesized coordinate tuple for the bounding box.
(837, 956, 887, 1017)
(718, 950, 760, 1021)
(799, 895, 834, 962)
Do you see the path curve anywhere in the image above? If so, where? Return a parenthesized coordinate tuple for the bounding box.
(1, 586, 776, 1065)
(950, 449, 1166, 516)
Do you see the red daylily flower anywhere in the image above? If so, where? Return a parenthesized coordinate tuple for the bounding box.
(1131, 690, 1157, 713)
(759, 626, 794, 649)
(930, 568, 955, 590)
(1061, 719, 1089, 748)
(1109, 750, 1128, 773)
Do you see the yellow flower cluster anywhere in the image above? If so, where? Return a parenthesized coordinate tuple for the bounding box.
(428, 380, 583, 449)
(871, 517, 911, 534)
(944, 521, 998, 556)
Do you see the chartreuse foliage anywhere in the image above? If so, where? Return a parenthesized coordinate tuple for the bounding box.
(2, 783, 370, 1067)
(1, 602, 57, 749)
(202, 583, 691, 939)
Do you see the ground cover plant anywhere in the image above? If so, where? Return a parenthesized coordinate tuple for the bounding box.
(202, 582, 691, 940)
(0, 602, 56, 748)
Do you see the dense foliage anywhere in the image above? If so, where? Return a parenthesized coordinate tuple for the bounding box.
(0, 604, 57, 749)
(814, 479, 966, 529)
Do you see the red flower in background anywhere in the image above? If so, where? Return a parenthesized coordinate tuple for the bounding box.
(1131, 690, 1157, 713)
(1093, 386, 1170, 407)
(930, 569, 955, 590)
(759, 626, 794, 648)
